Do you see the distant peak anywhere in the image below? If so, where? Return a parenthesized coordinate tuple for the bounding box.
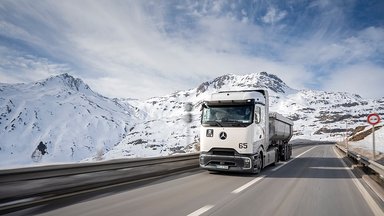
(196, 72, 293, 96)
(258, 71, 284, 83)
(56, 73, 75, 81)
(35, 73, 91, 92)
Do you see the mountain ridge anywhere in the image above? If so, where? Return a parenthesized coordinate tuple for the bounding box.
(196, 72, 295, 96)
(1, 72, 383, 167)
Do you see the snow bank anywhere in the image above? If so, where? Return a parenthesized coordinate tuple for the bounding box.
(349, 124, 384, 153)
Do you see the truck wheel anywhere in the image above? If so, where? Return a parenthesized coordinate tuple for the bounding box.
(253, 153, 263, 174)
(260, 153, 264, 170)
(257, 152, 264, 173)
(272, 150, 278, 166)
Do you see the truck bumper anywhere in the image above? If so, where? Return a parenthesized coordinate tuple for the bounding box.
(199, 153, 254, 173)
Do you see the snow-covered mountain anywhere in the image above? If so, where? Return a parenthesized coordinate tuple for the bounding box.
(104, 72, 384, 160)
(1, 72, 383, 167)
(0, 74, 141, 167)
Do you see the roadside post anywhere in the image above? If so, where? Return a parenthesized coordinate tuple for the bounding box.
(345, 121, 349, 151)
(184, 102, 193, 146)
(367, 113, 381, 160)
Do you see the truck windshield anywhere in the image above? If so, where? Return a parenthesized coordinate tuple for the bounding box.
(201, 105, 254, 127)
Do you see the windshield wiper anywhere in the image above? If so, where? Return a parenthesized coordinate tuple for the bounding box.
(204, 121, 223, 127)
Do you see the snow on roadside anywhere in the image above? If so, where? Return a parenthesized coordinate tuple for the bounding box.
(349, 123, 384, 153)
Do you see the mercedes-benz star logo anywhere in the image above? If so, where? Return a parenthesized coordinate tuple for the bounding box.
(219, 132, 227, 140)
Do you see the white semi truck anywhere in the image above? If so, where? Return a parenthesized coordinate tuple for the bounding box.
(199, 89, 293, 173)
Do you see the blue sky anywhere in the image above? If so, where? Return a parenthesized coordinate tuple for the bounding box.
(0, 0, 383, 99)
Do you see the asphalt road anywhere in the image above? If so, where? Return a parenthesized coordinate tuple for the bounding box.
(23, 144, 384, 216)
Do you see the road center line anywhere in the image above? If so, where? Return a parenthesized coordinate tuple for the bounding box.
(271, 146, 317, 172)
(187, 205, 214, 216)
(333, 147, 384, 216)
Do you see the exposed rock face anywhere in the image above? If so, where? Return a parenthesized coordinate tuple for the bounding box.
(349, 125, 383, 142)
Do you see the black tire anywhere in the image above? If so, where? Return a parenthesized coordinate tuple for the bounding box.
(284, 145, 289, 161)
(272, 150, 278, 166)
(253, 152, 263, 174)
(260, 152, 264, 170)
(285, 144, 292, 160)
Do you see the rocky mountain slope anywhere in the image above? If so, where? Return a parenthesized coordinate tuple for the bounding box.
(0, 74, 141, 167)
(1, 72, 383, 166)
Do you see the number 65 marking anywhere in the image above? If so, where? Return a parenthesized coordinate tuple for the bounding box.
(239, 143, 248, 149)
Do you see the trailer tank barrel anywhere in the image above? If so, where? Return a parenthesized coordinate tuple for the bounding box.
(269, 112, 293, 142)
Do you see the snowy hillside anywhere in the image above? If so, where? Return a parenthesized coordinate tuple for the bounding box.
(1, 72, 383, 167)
(105, 72, 384, 160)
(0, 74, 140, 167)
(347, 124, 384, 153)
(271, 90, 384, 138)
(103, 72, 296, 160)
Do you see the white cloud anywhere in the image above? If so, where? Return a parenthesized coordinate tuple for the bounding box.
(0, 46, 71, 83)
(283, 26, 384, 68)
(0, 21, 35, 42)
(261, 7, 287, 24)
(11, 1, 272, 98)
(0, 0, 383, 100)
(323, 63, 384, 99)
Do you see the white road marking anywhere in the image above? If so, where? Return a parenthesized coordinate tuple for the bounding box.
(232, 176, 265, 194)
(310, 166, 351, 170)
(187, 205, 214, 216)
(333, 147, 384, 216)
(232, 146, 318, 194)
(271, 146, 317, 172)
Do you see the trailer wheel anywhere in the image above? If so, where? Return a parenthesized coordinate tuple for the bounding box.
(289, 145, 292, 159)
(283, 145, 287, 161)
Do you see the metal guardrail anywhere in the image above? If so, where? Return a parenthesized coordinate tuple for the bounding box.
(335, 144, 384, 177)
(0, 153, 199, 183)
(0, 153, 200, 214)
(0, 144, 349, 214)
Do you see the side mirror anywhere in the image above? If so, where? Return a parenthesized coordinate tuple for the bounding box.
(201, 102, 210, 111)
(255, 107, 261, 124)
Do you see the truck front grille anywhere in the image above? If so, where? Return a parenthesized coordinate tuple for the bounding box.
(208, 161, 236, 166)
(212, 149, 235, 156)
(201, 155, 244, 167)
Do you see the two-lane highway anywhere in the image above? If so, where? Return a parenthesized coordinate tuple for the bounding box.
(24, 144, 384, 216)
(205, 145, 382, 216)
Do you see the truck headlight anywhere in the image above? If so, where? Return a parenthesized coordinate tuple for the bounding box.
(243, 158, 251, 168)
